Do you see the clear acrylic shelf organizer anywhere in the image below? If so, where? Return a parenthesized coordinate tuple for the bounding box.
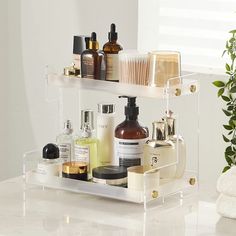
(23, 72, 199, 211)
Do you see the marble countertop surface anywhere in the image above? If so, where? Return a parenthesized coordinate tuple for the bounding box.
(0, 177, 235, 236)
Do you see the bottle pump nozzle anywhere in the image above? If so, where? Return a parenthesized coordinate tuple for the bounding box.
(119, 95, 139, 119)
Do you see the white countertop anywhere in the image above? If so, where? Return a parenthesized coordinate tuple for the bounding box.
(0, 177, 235, 236)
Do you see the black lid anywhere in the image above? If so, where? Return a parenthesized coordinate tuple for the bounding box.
(92, 165, 127, 180)
(108, 23, 118, 41)
(42, 143, 59, 159)
(119, 95, 139, 118)
(73, 35, 90, 54)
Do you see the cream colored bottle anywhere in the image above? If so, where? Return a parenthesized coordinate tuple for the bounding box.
(165, 115, 186, 178)
(143, 121, 176, 180)
(97, 104, 115, 166)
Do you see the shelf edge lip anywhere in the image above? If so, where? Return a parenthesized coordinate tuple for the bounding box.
(47, 73, 199, 99)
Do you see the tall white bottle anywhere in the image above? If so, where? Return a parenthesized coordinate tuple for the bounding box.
(97, 104, 115, 165)
(56, 120, 73, 162)
(165, 114, 186, 178)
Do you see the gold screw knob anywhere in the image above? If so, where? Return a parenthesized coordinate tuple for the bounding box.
(189, 178, 196, 186)
(175, 88, 181, 96)
(190, 85, 197, 93)
(152, 190, 159, 199)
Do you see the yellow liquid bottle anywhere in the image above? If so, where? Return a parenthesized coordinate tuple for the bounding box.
(74, 110, 98, 179)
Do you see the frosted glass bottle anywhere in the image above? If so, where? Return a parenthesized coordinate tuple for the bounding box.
(74, 110, 98, 179)
(165, 115, 186, 178)
(143, 121, 176, 180)
(97, 103, 115, 166)
(56, 120, 73, 162)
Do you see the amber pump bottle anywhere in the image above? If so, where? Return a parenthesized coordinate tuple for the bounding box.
(81, 32, 106, 80)
(115, 96, 149, 167)
(103, 23, 123, 82)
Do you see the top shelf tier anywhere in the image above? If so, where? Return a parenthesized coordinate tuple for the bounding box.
(47, 73, 199, 99)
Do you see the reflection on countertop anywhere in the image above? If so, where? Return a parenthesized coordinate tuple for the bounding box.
(0, 177, 234, 236)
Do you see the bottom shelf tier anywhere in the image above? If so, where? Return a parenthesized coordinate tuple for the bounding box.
(25, 170, 198, 205)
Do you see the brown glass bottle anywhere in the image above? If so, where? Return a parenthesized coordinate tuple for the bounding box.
(81, 32, 106, 80)
(114, 96, 149, 167)
(103, 24, 123, 82)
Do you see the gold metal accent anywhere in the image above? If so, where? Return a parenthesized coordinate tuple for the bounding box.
(152, 190, 159, 199)
(189, 178, 196, 185)
(190, 85, 197, 93)
(175, 88, 181, 96)
(62, 161, 87, 174)
(64, 65, 80, 76)
(89, 41, 99, 50)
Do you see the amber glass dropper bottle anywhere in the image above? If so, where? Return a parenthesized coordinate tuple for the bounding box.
(103, 23, 123, 82)
(114, 96, 149, 167)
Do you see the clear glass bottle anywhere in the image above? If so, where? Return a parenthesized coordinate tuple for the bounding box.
(103, 23, 123, 82)
(56, 120, 73, 162)
(97, 103, 115, 166)
(164, 113, 186, 178)
(81, 32, 106, 80)
(74, 110, 98, 179)
(143, 121, 176, 180)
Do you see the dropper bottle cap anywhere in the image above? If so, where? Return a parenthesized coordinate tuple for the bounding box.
(89, 32, 99, 50)
(108, 23, 118, 41)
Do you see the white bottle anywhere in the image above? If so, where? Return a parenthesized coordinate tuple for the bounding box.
(56, 120, 73, 162)
(143, 121, 176, 180)
(97, 104, 115, 165)
(37, 143, 61, 177)
(165, 114, 186, 178)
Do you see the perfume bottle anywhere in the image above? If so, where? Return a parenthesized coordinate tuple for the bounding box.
(56, 120, 73, 162)
(143, 121, 176, 180)
(97, 103, 115, 166)
(164, 112, 186, 178)
(74, 110, 98, 178)
(37, 143, 61, 177)
(115, 96, 149, 167)
(81, 32, 106, 80)
(103, 23, 123, 82)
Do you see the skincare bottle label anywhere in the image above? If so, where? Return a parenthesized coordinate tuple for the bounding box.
(37, 163, 60, 177)
(58, 143, 71, 160)
(74, 145, 90, 165)
(115, 138, 147, 167)
(106, 54, 119, 81)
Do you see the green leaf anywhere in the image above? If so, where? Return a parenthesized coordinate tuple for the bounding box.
(230, 115, 236, 121)
(226, 146, 232, 152)
(225, 155, 233, 165)
(226, 63, 231, 71)
(230, 86, 236, 93)
(223, 134, 230, 142)
(213, 81, 225, 87)
(222, 166, 231, 173)
(228, 130, 233, 135)
(227, 105, 234, 111)
(222, 109, 231, 116)
(223, 124, 233, 130)
(231, 138, 236, 145)
(218, 88, 224, 97)
(222, 95, 231, 102)
(229, 29, 236, 34)
(222, 50, 227, 57)
(225, 150, 235, 156)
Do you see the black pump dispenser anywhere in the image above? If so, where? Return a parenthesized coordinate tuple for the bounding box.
(109, 23, 118, 41)
(119, 96, 139, 119)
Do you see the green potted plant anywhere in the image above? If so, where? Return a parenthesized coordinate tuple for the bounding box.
(213, 29, 236, 172)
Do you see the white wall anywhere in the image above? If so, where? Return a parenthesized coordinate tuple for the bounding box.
(0, 0, 228, 188)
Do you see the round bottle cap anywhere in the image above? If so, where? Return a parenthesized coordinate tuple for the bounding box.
(92, 166, 127, 180)
(97, 103, 115, 114)
(42, 143, 59, 159)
